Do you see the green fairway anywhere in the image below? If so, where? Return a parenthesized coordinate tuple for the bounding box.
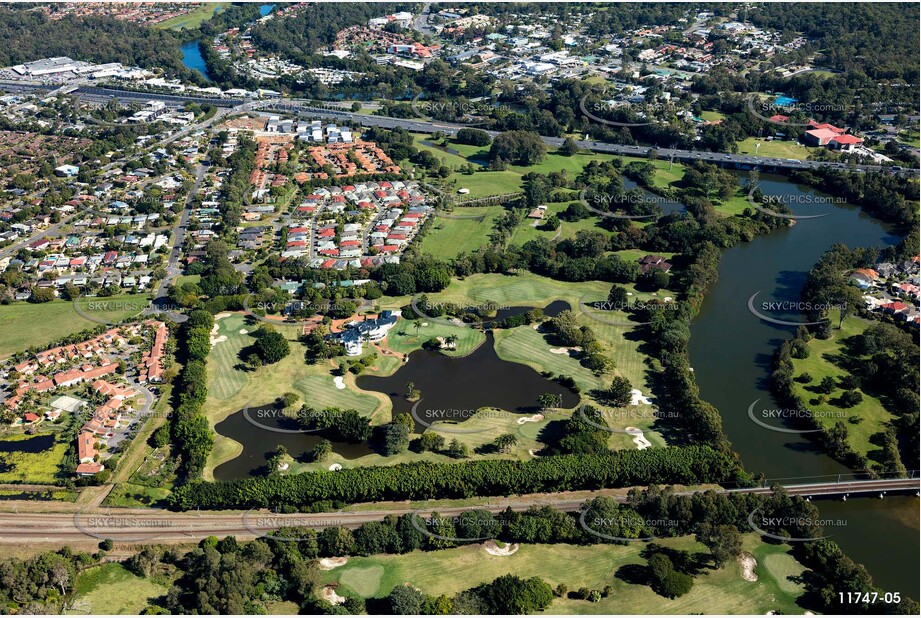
(789, 311, 896, 460)
(153, 3, 228, 29)
(414, 272, 665, 445)
(0, 293, 152, 358)
(324, 535, 807, 615)
(67, 564, 168, 615)
(507, 199, 605, 246)
(421, 206, 504, 258)
(203, 312, 382, 479)
(737, 138, 813, 160)
(384, 319, 485, 358)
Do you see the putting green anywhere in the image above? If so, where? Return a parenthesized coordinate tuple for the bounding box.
(339, 565, 385, 597)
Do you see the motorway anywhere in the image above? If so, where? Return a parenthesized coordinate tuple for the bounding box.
(0, 478, 916, 544)
(2, 80, 914, 177)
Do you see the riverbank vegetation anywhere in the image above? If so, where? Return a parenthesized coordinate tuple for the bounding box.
(772, 244, 919, 474)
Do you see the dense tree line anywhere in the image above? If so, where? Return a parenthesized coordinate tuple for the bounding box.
(169, 309, 215, 481)
(168, 445, 746, 510)
(788, 169, 920, 232)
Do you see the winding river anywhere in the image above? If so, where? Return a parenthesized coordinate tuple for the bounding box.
(688, 172, 918, 598)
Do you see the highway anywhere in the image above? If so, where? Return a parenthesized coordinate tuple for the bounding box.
(258, 100, 915, 176)
(0, 478, 916, 544)
(1, 80, 914, 177)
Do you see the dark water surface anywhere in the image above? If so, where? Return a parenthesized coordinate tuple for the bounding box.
(688, 173, 917, 598)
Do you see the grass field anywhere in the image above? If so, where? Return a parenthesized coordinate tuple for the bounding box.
(0, 293, 152, 358)
(699, 110, 726, 122)
(416, 135, 686, 201)
(153, 3, 228, 29)
(737, 138, 813, 160)
(421, 206, 504, 258)
(66, 564, 168, 615)
(0, 433, 68, 484)
(789, 311, 896, 461)
(323, 535, 807, 615)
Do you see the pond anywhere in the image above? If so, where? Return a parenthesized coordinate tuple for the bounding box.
(357, 329, 581, 431)
(213, 404, 372, 481)
(0, 433, 55, 453)
(180, 40, 211, 82)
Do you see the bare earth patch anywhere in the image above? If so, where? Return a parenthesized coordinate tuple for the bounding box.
(625, 427, 652, 449)
(321, 586, 346, 605)
(740, 552, 758, 582)
(630, 388, 654, 405)
(318, 557, 348, 570)
(517, 413, 545, 425)
(484, 540, 520, 556)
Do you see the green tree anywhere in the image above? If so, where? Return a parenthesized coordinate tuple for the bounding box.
(608, 376, 633, 407)
(696, 523, 743, 568)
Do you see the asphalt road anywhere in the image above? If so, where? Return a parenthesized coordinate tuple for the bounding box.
(2, 80, 914, 176)
(0, 478, 915, 544)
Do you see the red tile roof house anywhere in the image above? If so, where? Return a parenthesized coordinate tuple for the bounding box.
(76, 461, 105, 476)
(78, 431, 98, 463)
(139, 321, 167, 384)
(828, 134, 864, 150)
(638, 254, 673, 274)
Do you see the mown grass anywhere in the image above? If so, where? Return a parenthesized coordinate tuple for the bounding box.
(325, 534, 807, 615)
(153, 3, 228, 29)
(420, 206, 504, 258)
(66, 563, 168, 615)
(789, 311, 896, 460)
(737, 137, 813, 160)
(203, 313, 382, 479)
(0, 293, 151, 358)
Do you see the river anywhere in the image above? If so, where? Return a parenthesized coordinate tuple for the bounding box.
(179, 5, 273, 81)
(688, 172, 918, 598)
(180, 40, 211, 82)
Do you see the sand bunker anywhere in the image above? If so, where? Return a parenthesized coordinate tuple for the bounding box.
(333, 376, 346, 390)
(625, 427, 652, 450)
(277, 462, 289, 471)
(209, 323, 227, 346)
(740, 552, 758, 582)
(239, 329, 248, 334)
(436, 336, 456, 350)
(318, 557, 348, 570)
(630, 389, 654, 406)
(321, 587, 346, 605)
(517, 413, 544, 425)
(548, 347, 570, 354)
(214, 312, 232, 320)
(484, 540, 520, 556)
(328, 463, 343, 471)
